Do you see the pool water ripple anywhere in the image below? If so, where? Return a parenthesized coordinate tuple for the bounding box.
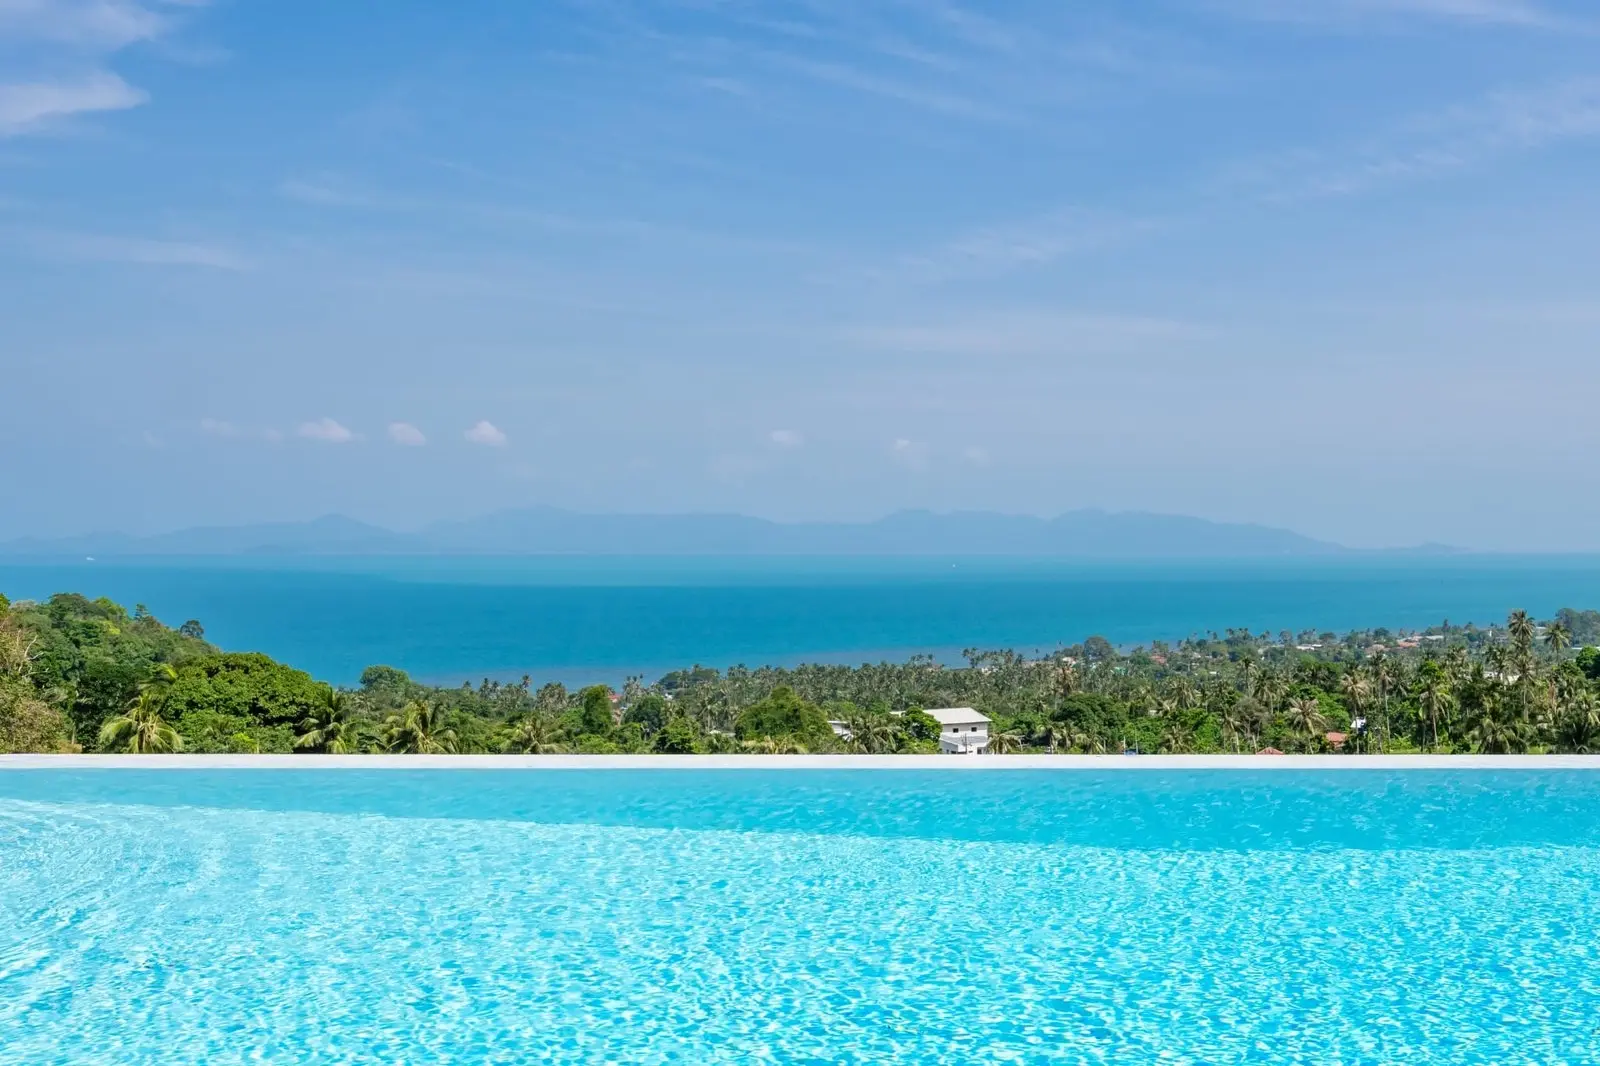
(3, 772, 1599, 1064)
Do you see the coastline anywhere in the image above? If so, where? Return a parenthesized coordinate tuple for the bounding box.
(8, 753, 1600, 770)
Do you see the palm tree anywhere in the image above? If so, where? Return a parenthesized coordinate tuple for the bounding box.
(295, 685, 362, 754)
(1371, 656, 1396, 750)
(1285, 697, 1328, 751)
(140, 662, 179, 695)
(1339, 670, 1372, 750)
(1545, 621, 1571, 658)
(1159, 717, 1194, 754)
(1466, 694, 1532, 754)
(1553, 688, 1600, 753)
(98, 690, 181, 753)
(501, 712, 566, 754)
(987, 730, 1023, 754)
(1043, 722, 1071, 753)
(846, 715, 900, 754)
(701, 731, 739, 754)
(1218, 699, 1252, 754)
(1257, 673, 1289, 716)
(382, 699, 458, 754)
(1169, 677, 1199, 712)
(1416, 672, 1454, 752)
(1507, 610, 1536, 655)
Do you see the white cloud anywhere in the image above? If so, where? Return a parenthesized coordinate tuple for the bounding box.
(0, 72, 146, 136)
(0, 1, 213, 138)
(297, 417, 356, 444)
(1208, 0, 1567, 28)
(1219, 77, 1600, 202)
(963, 446, 991, 466)
(855, 311, 1198, 357)
(769, 429, 804, 447)
(30, 230, 247, 269)
(0, 0, 169, 49)
(464, 420, 508, 447)
(887, 209, 1154, 286)
(891, 437, 930, 470)
(387, 421, 427, 446)
(198, 417, 237, 437)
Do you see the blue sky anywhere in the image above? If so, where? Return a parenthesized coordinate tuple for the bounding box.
(3, 0, 1599, 549)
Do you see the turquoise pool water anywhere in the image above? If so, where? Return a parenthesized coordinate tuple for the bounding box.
(3, 770, 1598, 1064)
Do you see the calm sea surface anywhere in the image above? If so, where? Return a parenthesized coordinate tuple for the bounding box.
(3, 769, 1599, 1064)
(5, 555, 1600, 684)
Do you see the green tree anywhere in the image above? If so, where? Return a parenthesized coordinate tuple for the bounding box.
(98, 690, 181, 753)
(163, 653, 324, 729)
(1466, 694, 1532, 755)
(622, 692, 669, 736)
(576, 685, 616, 737)
(1415, 661, 1454, 751)
(653, 715, 699, 754)
(383, 699, 458, 754)
(1285, 696, 1328, 751)
(734, 686, 831, 745)
(295, 685, 363, 754)
(987, 729, 1023, 754)
(501, 713, 566, 754)
(1553, 688, 1600, 753)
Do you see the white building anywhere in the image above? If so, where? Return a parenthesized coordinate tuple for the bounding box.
(925, 707, 991, 754)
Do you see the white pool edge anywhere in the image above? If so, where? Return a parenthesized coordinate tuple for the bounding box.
(5, 754, 1600, 770)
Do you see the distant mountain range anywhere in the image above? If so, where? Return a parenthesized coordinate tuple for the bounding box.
(0, 508, 1459, 558)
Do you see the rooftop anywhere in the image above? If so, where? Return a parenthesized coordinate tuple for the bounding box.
(923, 707, 991, 727)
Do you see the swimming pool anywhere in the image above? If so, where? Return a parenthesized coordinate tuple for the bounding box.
(4, 764, 1598, 1064)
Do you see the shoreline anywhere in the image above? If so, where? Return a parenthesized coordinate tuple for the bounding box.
(7, 754, 1600, 770)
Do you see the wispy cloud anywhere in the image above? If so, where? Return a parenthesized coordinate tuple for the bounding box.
(198, 417, 238, 437)
(297, 417, 357, 443)
(198, 417, 280, 442)
(0, 0, 211, 137)
(765, 54, 1008, 121)
(278, 175, 413, 210)
(769, 429, 804, 447)
(0, 0, 169, 49)
(0, 71, 145, 136)
(873, 208, 1155, 286)
(1219, 77, 1600, 201)
(890, 437, 930, 471)
(571, 0, 1169, 132)
(28, 230, 248, 269)
(1206, 0, 1572, 29)
(855, 310, 1198, 357)
(387, 421, 427, 446)
(464, 420, 508, 447)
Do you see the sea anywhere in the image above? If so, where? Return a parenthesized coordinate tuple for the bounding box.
(5, 554, 1600, 686)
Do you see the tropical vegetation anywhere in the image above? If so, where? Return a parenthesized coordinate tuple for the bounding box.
(6, 590, 1600, 757)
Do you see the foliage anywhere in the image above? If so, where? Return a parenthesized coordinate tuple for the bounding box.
(99, 691, 182, 754)
(734, 686, 832, 745)
(10, 591, 1600, 758)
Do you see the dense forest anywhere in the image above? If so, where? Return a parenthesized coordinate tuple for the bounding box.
(4, 591, 1600, 756)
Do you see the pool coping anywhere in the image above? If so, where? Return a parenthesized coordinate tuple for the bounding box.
(5, 754, 1600, 770)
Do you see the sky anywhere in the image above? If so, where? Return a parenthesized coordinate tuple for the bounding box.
(3, 0, 1600, 549)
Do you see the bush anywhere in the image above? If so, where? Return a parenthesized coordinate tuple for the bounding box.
(735, 686, 832, 744)
(163, 653, 324, 728)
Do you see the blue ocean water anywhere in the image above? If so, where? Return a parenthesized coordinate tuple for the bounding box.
(6, 555, 1600, 685)
(2, 769, 1598, 1065)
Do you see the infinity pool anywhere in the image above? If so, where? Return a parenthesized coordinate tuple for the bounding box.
(3, 768, 1598, 1064)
